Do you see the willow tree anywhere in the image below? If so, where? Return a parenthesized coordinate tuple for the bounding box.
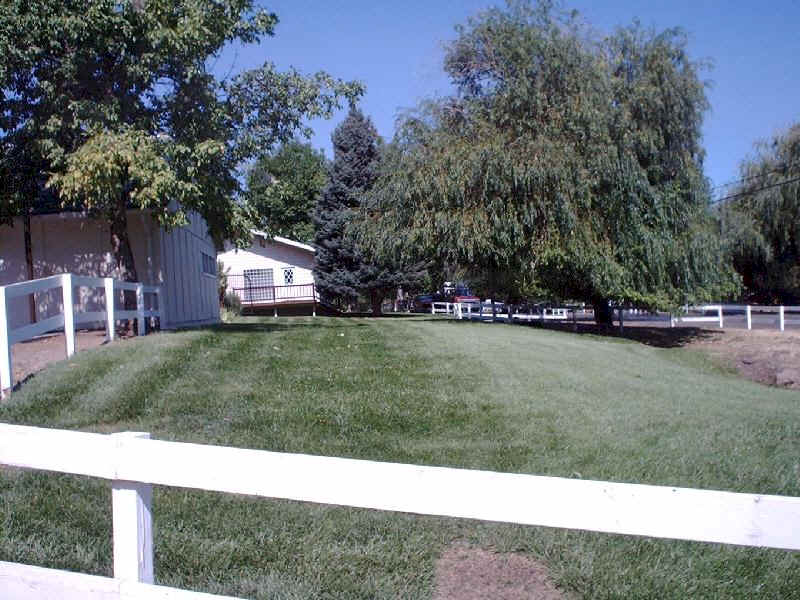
(720, 123, 800, 303)
(1, 0, 362, 283)
(365, 1, 737, 322)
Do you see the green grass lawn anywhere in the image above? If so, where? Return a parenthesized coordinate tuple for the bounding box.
(1, 316, 799, 599)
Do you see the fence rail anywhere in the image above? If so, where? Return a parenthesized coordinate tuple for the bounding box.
(0, 274, 162, 393)
(1, 421, 799, 599)
(447, 301, 799, 332)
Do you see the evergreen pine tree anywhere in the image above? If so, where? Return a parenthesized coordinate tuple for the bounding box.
(313, 108, 425, 313)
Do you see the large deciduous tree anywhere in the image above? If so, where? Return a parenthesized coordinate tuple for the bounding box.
(365, 1, 737, 322)
(0, 0, 362, 283)
(246, 140, 327, 243)
(720, 123, 800, 303)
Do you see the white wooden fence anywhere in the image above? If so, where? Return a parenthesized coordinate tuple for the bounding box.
(0, 274, 162, 392)
(448, 302, 799, 332)
(1, 422, 799, 599)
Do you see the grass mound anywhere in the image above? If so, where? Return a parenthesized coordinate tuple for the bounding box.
(1, 317, 799, 599)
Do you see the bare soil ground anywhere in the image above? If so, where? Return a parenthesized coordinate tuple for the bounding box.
(9, 330, 111, 388)
(432, 543, 567, 600)
(687, 328, 800, 389)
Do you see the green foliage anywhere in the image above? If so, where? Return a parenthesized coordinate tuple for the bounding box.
(314, 108, 426, 313)
(246, 140, 327, 243)
(365, 1, 737, 316)
(1, 0, 363, 269)
(217, 259, 230, 303)
(719, 123, 800, 303)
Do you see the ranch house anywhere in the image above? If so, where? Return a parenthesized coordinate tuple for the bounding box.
(0, 209, 219, 331)
(218, 231, 319, 316)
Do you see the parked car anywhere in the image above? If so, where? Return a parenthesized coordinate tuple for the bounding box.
(413, 293, 445, 312)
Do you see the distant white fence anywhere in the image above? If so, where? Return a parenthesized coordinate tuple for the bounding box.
(1, 422, 799, 599)
(453, 303, 572, 323)
(0, 274, 162, 392)
(447, 301, 799, 332)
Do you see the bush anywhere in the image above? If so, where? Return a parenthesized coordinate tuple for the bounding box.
(223, 292, 241, 313)
(221, 292, 242, 322)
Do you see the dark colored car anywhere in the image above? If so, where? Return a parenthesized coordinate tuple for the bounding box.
(413, 293, 445, 312)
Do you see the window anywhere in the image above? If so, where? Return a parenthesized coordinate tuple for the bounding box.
(201, 253, 216, 276)
(243, 268, 274, 302)
(283, 267, 294, 285)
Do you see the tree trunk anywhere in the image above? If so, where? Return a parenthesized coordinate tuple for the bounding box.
(110, 193, 138, 333)
(370, 289, 383, 316)
(23, 209, 36, 323)
(592, 297, 614, 326)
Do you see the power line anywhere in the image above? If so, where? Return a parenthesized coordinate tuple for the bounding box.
(711, 162, 798, 192)
(711, 175, 800, 205)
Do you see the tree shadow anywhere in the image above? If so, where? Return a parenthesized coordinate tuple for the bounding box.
(442, 318, 716, 348)
(204, 320, 371, 334)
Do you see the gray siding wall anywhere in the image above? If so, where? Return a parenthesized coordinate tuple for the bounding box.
(159, 211, 219, 328)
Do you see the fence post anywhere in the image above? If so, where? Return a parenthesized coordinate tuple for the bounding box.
(746, 305, 752, 330)
(135, 283, 145, 336)
(104, 278, 116, 341)
(779, 306, 785, 332)
(112, 432, 154, 584)
(717, 306, 723, 328)
(154, 286, 162, 330)
(0, 286, 12, 393)
(62, 274, 75, 357)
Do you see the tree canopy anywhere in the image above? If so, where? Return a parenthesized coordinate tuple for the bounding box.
(1, 0, 362, 279)
(246, 140, 327, 243)
(364, 1, 737, 320)
(720, 123, 800, 303)
(314, 108, 424, 313)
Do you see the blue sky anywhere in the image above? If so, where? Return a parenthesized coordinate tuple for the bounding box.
(219, 1, 800, 196)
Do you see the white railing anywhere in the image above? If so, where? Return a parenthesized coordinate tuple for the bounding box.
(1, 422, 799, 599)
(0, 274, 162, 392)
(431, 301, 456, 315)
(454, 303, 571, 323)
(452, 302, 799, 332)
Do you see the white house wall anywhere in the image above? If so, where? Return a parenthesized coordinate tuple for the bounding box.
(218, 240, 315, 289)
(0, 212, 159, 330)
(0, 210, 218, 331)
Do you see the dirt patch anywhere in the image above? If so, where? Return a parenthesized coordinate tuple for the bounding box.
(433, 543, 567, 600)
(8, 330, 111, 387)
(689, 329, 800, 389)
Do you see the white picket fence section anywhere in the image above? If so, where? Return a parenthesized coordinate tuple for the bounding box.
(670, 304, 724, 328)
(1, 422, 799, 599)
(0, 274, 162, 392)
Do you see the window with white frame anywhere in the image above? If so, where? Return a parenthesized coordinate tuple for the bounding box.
(283, 267, 294, 285)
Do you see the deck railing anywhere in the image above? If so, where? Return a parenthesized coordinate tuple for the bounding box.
(227, 275, 316, 307)
(1, 421, 799, 599)
(0, 274, 162, 392)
